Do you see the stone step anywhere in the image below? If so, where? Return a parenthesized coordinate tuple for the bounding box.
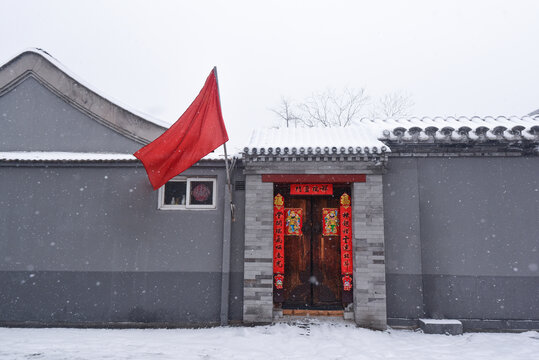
(283, 309, 344, 317)
(419, 318, 463, 335)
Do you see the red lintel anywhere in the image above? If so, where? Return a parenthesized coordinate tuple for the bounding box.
(262, 174, 366, 183)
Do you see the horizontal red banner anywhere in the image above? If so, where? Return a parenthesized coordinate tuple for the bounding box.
(290, 184, 333, 195)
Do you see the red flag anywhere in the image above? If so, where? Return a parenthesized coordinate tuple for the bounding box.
(134, 68, 229, 190)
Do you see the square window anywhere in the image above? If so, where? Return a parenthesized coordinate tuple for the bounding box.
(158, 177, 216, 210)
(164, 181, 186, 205)
(189, 180, 214, 206)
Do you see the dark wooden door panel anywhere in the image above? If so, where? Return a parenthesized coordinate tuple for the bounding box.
(312, 197, 342, 307)
(283, 198, 310, 306)
(279, 184, 350, 310)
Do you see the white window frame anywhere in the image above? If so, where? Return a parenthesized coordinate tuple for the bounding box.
(158, 177, 217, 210)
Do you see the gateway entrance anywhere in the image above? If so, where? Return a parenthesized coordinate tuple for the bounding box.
(273, 184, 353, 310)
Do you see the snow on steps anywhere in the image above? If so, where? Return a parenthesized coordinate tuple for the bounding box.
(419, 318, 463, 335)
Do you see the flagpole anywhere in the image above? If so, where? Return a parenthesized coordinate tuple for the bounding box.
(213, 67, 234, 211)
(214, 66, 233, 326)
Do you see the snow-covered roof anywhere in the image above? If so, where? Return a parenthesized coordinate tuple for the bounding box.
(370, 116, 539, 143)
(244, 116, 539, 159)
(0, 152, 138, 162)
(244, 126, 389, 156)
(0, 49, 240, 163)
(0, 151, 227, 163)
(0, 48, 170, 129)
(0, 48, 168, 145)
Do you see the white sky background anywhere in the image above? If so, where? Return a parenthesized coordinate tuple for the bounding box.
(1, 0, 539, 147)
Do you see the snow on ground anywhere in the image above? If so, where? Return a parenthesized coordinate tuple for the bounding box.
(1, 321, 538, 360)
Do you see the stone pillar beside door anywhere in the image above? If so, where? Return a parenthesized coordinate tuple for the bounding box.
(353, 175, 388, 330)
(243, 174, 274, 323)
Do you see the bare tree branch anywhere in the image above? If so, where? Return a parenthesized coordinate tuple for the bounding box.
(375, 91, 414, 119)
(270, 97, 301, 128)
(270, 88, 412, 127)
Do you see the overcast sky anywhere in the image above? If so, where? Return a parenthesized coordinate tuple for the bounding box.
(2, 0, 539, 146)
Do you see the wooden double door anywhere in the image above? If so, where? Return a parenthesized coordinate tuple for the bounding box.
(279, 186, 347, 309)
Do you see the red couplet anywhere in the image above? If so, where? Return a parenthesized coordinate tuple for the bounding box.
(340, 193, 353, 277)
(273, 194, 285, 287)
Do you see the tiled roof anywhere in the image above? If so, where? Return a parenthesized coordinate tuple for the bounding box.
(244, 126, 389, 156)
(244, 116, 539, 159)
(371, 116, 539, 143)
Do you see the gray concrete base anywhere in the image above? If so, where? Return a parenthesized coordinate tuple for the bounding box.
(462, 319, 539, 332)
(273, 308, 284, 321)
(344, 304, 354, 321)
(387, 317, 419, 329)
(419, 319, 463, 335)
(389, 317, 539, 332)
(0, 270, 239, 325)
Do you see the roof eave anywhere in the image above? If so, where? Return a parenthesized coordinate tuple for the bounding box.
(0, 49, 168, 145)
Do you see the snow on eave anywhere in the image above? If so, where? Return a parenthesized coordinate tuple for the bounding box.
(0, 151, 138, 162)
(205, 144, 243, 161)
(242, 117, 538, 159)
(0, 48, 171, 129)
(244, 126, 389, 156)
(0, 151, 236, 164)
(0, 48, 170, 145)
(366, 115, 539, 143)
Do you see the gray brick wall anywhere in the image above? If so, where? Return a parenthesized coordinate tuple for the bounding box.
(353, 175, 388, 330)
(242, 160, 388, 328)
(243, 175, 274, 323)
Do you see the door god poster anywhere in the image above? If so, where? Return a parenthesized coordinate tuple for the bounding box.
(284, 208, 303, 235)
(322, 208, 339, 236)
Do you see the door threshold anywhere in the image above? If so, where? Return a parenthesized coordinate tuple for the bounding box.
(282, 309, 344, 317)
